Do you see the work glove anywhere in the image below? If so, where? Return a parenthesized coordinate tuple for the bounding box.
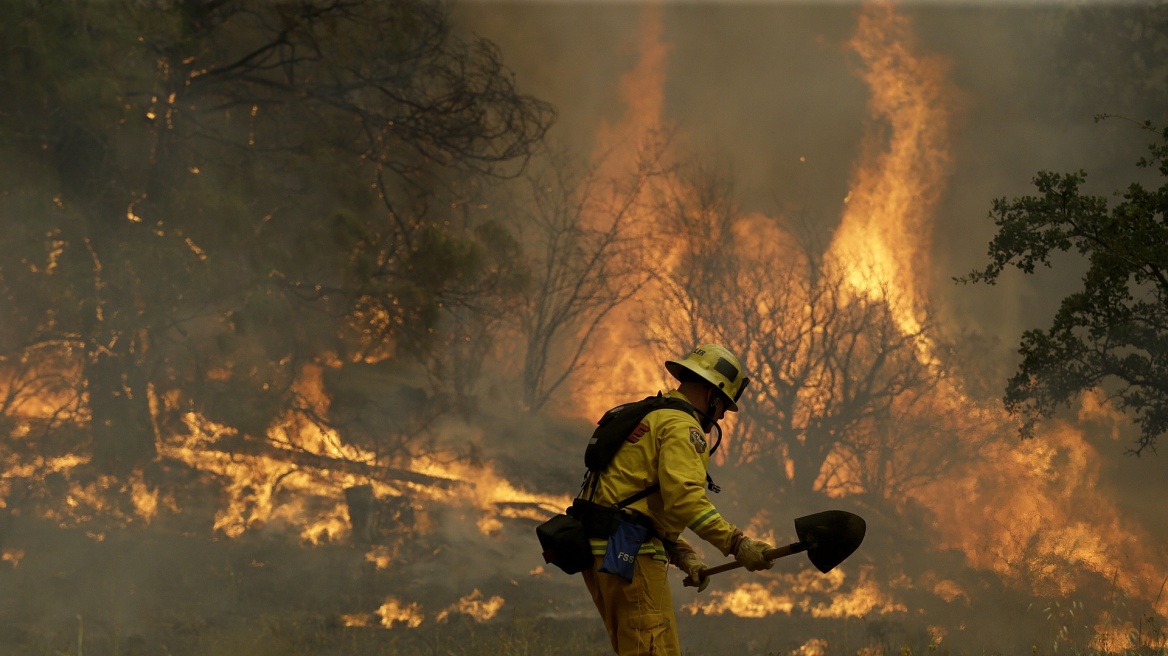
(678, 551, 709, 592)
(733, 535, 775, 572)
(669, 538, 710, 592)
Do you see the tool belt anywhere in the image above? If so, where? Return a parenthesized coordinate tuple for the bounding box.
(571, 498, 658, 581)
(536, 476, 661, 577)
(568, 498, 657, 541)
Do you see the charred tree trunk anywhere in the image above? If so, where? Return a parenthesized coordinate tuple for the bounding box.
(82, 256, 159, 475)
(86, 335, 157, 475)
(788, 435, 829, 501)
(344, 484, 378, 544)
(54, 121, 158, 476)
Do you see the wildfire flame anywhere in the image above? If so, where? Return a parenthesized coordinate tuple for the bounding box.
(434, 589, 506, 623)
(684, 566, 906, 619)
(342, 589, 504, 629)
(375, 597, 424, 629)
(824, 0, 1168, 631)
(827, 1, 956, 338)
(365, 544, 398, 570)
(151, 363, 570, 545)
(2, 549, 24, 568)
(569, 2, 680, 422)
(922, 421, 1167, 607)
(794, 638, 829, 656)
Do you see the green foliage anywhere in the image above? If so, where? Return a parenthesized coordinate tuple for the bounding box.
(961, 121, 1168, 454)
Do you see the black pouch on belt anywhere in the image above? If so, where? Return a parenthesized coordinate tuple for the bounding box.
(536, 511, 593, 575)
(535, 498, 623, 574)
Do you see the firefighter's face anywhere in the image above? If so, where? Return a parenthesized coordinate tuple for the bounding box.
(710, 391, 728, 423)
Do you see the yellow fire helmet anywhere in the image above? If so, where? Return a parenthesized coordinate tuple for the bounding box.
(665, 344, 750, 412)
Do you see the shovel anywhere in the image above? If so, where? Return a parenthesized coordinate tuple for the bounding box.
(683, 510, 866, 586)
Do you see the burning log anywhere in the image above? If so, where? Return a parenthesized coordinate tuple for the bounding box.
(200, 435, 463, 489)
(494, 500, 556, 513)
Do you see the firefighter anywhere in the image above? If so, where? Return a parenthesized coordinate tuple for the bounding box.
(581, 344, 775, 655)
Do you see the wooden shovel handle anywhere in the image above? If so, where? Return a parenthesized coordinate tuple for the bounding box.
(683, 541, 809, 586)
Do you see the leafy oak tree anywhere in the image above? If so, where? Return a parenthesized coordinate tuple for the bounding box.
(961, 121, 1168, 454)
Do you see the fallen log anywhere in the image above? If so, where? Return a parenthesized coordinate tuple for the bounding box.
(192, 434, 463, 489)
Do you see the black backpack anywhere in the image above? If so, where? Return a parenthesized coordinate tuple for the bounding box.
(584, 394, 697, 474)
(536, 394, 702, 574)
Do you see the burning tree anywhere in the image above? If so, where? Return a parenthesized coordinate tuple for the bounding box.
(647, 167, 977, 509)
(509, 141, 669, 413)
(0, 0, 551, 496)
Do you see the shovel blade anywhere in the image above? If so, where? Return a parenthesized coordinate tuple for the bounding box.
(794, 510, 866, 573)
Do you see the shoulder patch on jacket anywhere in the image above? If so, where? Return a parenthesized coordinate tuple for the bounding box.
(627, 423, 650, 444)
(688, 427, 707, 454)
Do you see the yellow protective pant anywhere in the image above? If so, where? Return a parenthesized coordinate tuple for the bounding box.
(582, 555, 681, 656)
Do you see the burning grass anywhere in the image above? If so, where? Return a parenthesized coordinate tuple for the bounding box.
(2, 502, 1166, 656)
(1, 393, 1165, 656)
(9, 612, 606, 656)
(1, 318, 1163, 656)
(0, 508, 586, 656)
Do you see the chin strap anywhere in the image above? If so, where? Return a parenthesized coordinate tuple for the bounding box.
(694, 392, 724, 457)
(693, 390, 723, 493)
(704, 391, 719, 431)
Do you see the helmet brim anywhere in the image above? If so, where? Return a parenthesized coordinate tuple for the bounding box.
(665, 359, 740, 412)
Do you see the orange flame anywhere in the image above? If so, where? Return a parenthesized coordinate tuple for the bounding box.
(827, 1, 956, 337)
(794, 638, 829, 656)
(826, 2, 1168, 628)
(919, 418, 1168, 608)
(2, 549, 24, 568)
(593, 2, 669, 170)
(342, 589, 504, 630)
(0, 1, 1164, 644)
(435, 589, 506, 624)
(364, 544, 398, 570)
(155, 362, 570, 543)
(685, 567, 906, 619)
(376, 597, 424, 629)
(570, 2, 679, 422)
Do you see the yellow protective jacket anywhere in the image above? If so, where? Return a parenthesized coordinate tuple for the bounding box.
(587, 390, 740, 561)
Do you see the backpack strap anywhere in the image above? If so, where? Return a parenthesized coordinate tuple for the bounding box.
(581, 392, 720, 505)
(614, 483, 660, 509)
